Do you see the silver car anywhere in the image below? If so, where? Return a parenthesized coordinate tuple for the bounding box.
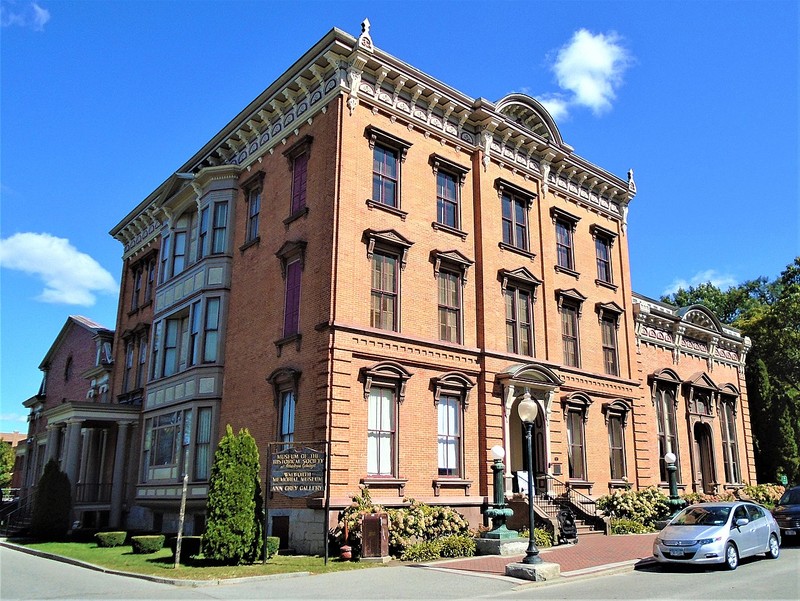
(653, 501, 781, 570)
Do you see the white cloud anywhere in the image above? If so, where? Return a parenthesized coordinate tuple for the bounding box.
(536, 94, 570, 122)
(662, 269, 739, 296)
(536, 29, 632, 120)
(1, 1, 50, 31)
(0, 232, 117, 305)
(0, 413, 28, 426)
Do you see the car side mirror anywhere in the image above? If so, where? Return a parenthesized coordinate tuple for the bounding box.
(735, 518, 749, 527)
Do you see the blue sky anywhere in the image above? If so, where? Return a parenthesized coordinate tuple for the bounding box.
(1, 0, 797, 434)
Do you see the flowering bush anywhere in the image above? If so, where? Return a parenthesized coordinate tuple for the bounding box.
(610, 518, 650, 534)
(596, 487, 669, 529)
(740, 483, 785, 508)
(330, 487, 471, 559)
(517, 527, 554, 548)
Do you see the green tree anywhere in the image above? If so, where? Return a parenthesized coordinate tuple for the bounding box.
(662, 257, 800, 483)
(0, 440, 14, 488)
(202, 425, 264, 564)
(30, 459, 72, 540)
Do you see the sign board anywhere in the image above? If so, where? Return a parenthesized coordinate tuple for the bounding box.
(780, 474, 788, 486)
(270, 447, 326, 498)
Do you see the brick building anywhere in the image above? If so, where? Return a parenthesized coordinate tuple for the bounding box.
(20, 21, 753, 549)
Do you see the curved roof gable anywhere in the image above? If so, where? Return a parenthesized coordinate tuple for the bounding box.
(495, 94, 566, 148)
(678, 304, 724, 333)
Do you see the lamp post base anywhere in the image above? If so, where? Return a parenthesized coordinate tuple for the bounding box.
(505, 560, 560, 581)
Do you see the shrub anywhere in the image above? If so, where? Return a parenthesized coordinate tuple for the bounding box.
(741, 483, 785, 508)
(170, 535, 202, 559)
(95, 531, 127, 547)
(518, 527, 554, 548)
(202, 426, 264, 565)
(438, 535, 476, 558)
(610, 518, 649, 534)
(597, 487, 670, 528)
(31, 460, 72, 541)
(331, 488, 472, 559)
(400, 540, 441, 562)
(131, 535, 165, 554)
(264, 536, 280, 560)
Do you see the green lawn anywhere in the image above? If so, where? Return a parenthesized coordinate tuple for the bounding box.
(19, 541, 381, 581)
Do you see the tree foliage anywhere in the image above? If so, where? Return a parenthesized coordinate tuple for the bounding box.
(0, 440, 14, 488)
(202, 425, 264, 565)
(662, 257, 800, 483)
(30, 459, 72, 540)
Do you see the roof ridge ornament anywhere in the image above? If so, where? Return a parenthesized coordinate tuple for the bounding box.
(358, 18, 373, 53)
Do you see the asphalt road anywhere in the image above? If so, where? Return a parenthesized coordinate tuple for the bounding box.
(2, 543, 798, 601)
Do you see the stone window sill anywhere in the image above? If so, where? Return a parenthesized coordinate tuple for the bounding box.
(366, 199, 407, 221)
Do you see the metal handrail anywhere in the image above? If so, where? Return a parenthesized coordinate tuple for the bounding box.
(538, 474, 599, 517)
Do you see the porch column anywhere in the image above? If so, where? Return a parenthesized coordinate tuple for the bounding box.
(63, 420, 83, 504)
(109, 421, 133, 528)
(45, 424, 60, 462)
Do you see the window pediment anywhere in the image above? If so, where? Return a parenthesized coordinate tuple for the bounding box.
(431, 249, 473, 282)
(365, 126, 412, 161)
(494, 178, 536, 207)
(282, 134, 313, 163)
(361, 361, 412, 403)
(275, 239, 307, 276)
(431, 372, 475, 410)
(430, 153, 469, 182)
(684, 372, 718, 391)
(590, 223, 617, 243)
(556, 288, 587, 316)
(551, 206, 580, 226)
(602, 399, 632, 425)
(363, 229, 414, 269)
(596, 301, 624, 324)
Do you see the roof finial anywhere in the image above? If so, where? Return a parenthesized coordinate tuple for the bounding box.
(357, 18, 373, 53)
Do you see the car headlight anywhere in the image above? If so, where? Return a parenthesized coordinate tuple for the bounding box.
(696, 537, 722, 545)
(655, 537, 662, 544)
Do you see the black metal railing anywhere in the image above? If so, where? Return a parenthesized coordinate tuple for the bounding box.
(0, 489, 35, 537)
(540, 474, 599, 517)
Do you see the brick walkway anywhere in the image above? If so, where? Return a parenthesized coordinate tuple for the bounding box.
(434, 533, 658, 577)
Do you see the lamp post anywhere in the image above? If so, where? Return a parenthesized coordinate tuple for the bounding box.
(518, 394, 542, 565)
(664, 452, 684, 515)
(483, 445, 516, 539)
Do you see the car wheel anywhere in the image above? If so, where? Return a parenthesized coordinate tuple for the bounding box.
(766, 534, 780, 559)
(724, 542, 739, 570)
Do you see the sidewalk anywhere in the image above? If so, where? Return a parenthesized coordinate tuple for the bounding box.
(431, 533, 658, 578)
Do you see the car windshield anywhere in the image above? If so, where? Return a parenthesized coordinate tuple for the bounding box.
(778, 489, 800, 505)
(670, 506, 731, 526)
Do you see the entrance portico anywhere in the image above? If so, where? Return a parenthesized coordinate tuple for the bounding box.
(496, 364, 564, 496)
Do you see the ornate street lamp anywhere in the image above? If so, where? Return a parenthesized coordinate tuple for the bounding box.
(483, 445, 517, 539)
(518, 394, 542, 565)
(664, 452, 684, 515)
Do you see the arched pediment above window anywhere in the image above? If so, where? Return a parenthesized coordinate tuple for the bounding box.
(650, 367, 681, 385)
(564, 391, 593, 409)
(360, 361, 412, 403)
(431, 371, 475, 409)
(602, 399, 632, 425)
(495, 93, 566, 147)
(678, 305, 724, 333)
(266, 367, 301, 408)
(720, 383, 740, 397)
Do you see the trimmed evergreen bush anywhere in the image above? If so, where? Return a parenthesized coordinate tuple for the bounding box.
(610, 518, 649, 534)
(518, 527, 554, 548)
(95, 531, 127, 547)
(202, 425, 265, 565)
(438, 535, 476, 558)
(131, 535, 165, 554)
(30, 459, 72, 541)
(265, 536, 280, 560)
(400, 540, 441, 562)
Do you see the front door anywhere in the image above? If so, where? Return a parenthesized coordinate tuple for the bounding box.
(509, 403, 547, 494)
(694, 423, 715, 494)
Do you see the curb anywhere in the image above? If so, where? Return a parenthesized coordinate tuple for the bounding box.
(0, 540, 311, 587)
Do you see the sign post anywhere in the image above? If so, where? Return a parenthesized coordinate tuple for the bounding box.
(264, 442, 329, 564)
